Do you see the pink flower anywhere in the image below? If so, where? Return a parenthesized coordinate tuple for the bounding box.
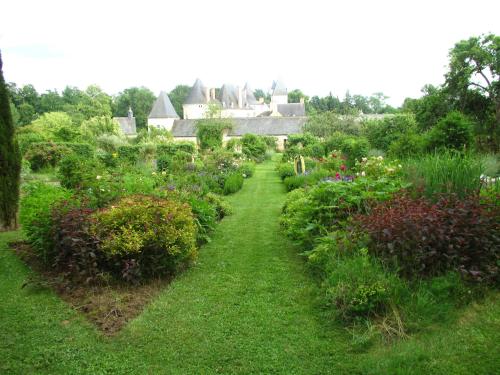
(335, 172, 341, 180)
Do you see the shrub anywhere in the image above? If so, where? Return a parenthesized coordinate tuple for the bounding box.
(261, 135, 277, 150)
(241, 133, 267, 162)
(340, 137, 370, 167)
(426, 111, 474, 151)
(196, 118, 233, 151)
(276, 162, 295, 180)
(157, 154, 173, 172)
(16, 130, 46, 155)
(92, 195, 197, 280)
(388, 132, 426, 158)
(358, 194, 500, 284)
(19, 182, 74, 263)
(204, 192, 232, 220)
(60, 142, 94, 158)
(362, 114, 417, 151)
(223, 172, 244, 195)
(24, 142, 71, 171)
(238, 162, 255, 178)
(324, 132, 350, 154)
(117, 145, 141, 164)
(281, 178, 404, 249)
(404, 151, 484, 199)
(51, 203, 103, 283)
(58, 154, 104, 189)
(303, 143, 325, 158)
(188, 196, 217, 244)
(287, 133, 319, 148)
(96, 134, 127, 153)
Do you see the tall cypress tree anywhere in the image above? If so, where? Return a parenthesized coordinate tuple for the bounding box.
(0, 50, 21, 229)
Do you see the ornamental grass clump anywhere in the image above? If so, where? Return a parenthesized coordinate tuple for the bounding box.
(404, 151, 484, 200)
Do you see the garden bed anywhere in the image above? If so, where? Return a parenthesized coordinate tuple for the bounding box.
(10, 240, 171, 335)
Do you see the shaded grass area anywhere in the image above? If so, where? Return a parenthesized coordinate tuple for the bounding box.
(1, 157, 499, 374)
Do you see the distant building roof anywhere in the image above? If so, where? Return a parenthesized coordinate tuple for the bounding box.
(114, 117, 136, 135)
(149, 91, 179, 118)
(171, 117, 306, 137)
(219, 84, 239, 108)
(272, 80, 287, 96)
(243, 83, 259, 106)
(277, 103, 305, 117)
(184, 78, 208, 105)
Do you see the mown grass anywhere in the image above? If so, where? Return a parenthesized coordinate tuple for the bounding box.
(0, 156, 499, 374)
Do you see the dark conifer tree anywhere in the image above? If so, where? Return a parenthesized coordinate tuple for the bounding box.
(0, 50, 21, 229)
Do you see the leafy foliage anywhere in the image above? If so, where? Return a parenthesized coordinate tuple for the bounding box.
(24, 142, 71, 171)
(241, 134, 267, 161)
(426, 111, 474, 151)
(0, 52, 21, 228)
(362, 114, 417, 152)
(223, 173, 244, 195)
(358, 194, 500, 284)
(196, 119, 233, 151)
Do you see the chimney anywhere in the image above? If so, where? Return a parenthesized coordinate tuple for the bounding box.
(205, 87, 210, 103)
(300, 98, 304, 104)
(238, 86, 243, 108)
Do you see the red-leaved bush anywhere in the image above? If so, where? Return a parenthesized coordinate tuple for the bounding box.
(357, 194, 500, 284)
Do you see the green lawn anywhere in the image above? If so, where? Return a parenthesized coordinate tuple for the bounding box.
(1, 158, 499, 374)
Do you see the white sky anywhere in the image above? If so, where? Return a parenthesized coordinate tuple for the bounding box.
(1, 0, 499, 106)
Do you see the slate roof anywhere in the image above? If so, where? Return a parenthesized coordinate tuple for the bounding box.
(219, 84, 239, 108)
(277, 103, 305, 117)
(243, 83, 259, 106)
(184, 78, 208, 104)
(149, 91, 179, 118)
(272, 80, 287, 96)
(171, 117, 306, 137)
(114, 117, 137, 135)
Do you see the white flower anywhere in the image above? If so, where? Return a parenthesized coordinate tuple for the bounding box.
(398, 164, 402, 168)
(242, 173, 247, 178)
(361, 171, 366, 177)
(161, 171, 167, 175)
(377, 156, 384, 161)
(152, 172, 157, 176)
(96, 175, 102, 180)
(362, 157, 368, 162)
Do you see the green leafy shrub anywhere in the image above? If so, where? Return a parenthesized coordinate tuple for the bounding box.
(96, 134, 127, 153)
(117, 145, 141, 164)
(16, 130, 47, 155)
(276, 162, 295, 180)
(24, 142, 71, 171)
(92, 195, 197, 279)
(281, 178, 405, 248)
(426, 111, 474, 151)
(324, 132, 349, 154)
(204, 192, 232, 220)
(241, 133, 267, 162)
(362, 114, 418, 151)
(261, 135, 277, 150)
(196, 119, 233, 151)
(340, 137, 370, 167)
(388, 132, 426, 158)
(303, 143, 325, 158)
(238, 162, 255, 178)
(223, 172, 244, 195)
(157, 154, 173, 172)
(188, 196, 217, 244)
(287, 133, 319, 148)
(58, 154, 104, 189)
(19, 182, 74, 263)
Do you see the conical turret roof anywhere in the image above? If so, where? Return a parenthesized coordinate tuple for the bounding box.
(149, 91, 179, 118)
(272, 79, 287, 96)
(184, 78, 208, 105)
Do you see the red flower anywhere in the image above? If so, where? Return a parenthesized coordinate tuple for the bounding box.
(335, 172, 341, 180)
(340, 164, 346, 171)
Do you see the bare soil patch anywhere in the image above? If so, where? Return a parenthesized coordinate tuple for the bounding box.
(10, 241, 171, 335)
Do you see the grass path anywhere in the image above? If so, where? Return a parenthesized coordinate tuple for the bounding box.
(0, 158, 351, 374)
(1, 157, 499, 374)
